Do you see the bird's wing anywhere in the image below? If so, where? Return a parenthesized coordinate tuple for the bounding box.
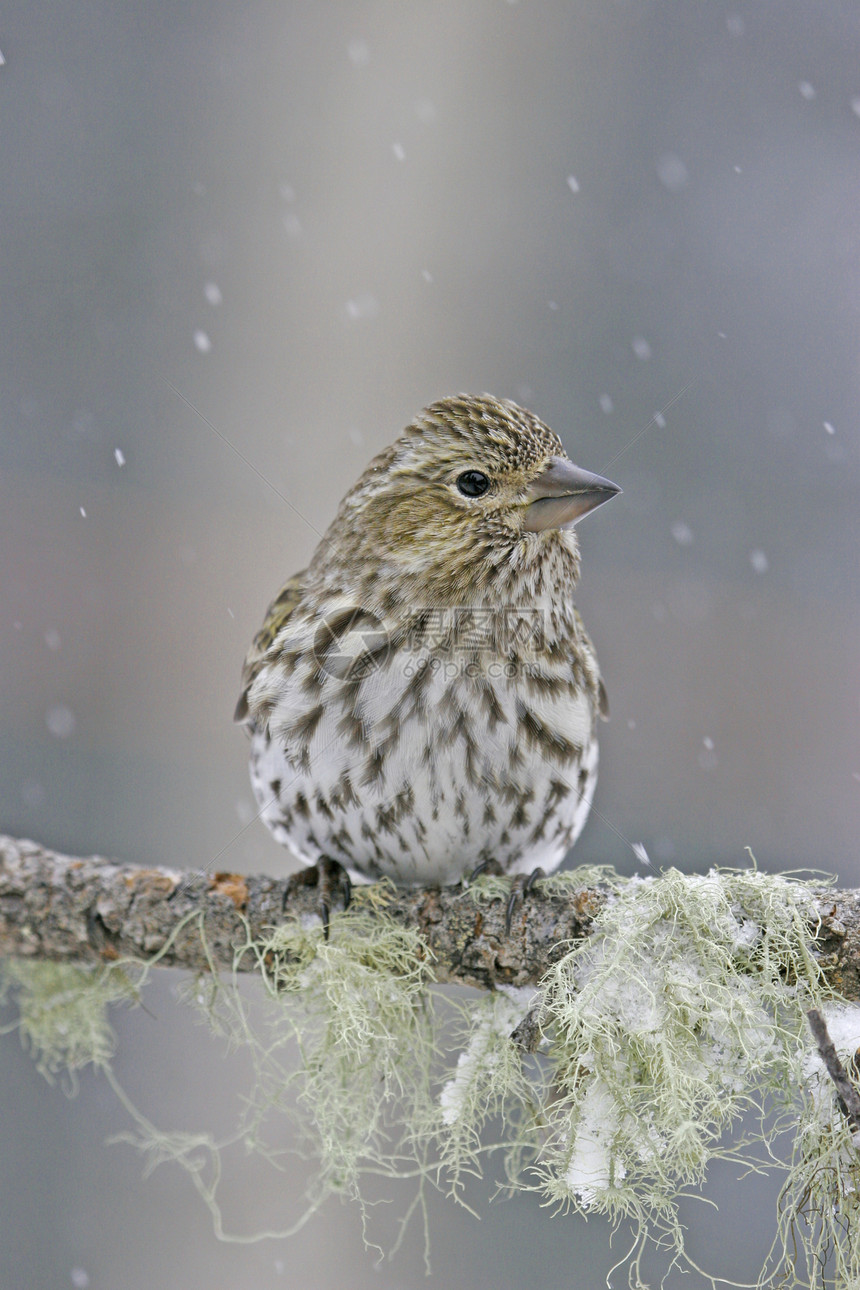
(234, 570, 307, 725)
(598, 676, 609, 720)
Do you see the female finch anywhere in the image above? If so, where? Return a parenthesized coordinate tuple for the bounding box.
(236, 394, 619, 921)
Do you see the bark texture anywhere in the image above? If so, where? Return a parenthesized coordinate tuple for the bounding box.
(1, 834, 858, 994)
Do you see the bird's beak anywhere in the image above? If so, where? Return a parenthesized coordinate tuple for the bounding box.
(522, 455, 621, 532)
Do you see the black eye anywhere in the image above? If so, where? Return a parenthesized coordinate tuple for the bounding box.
(456, 470, 490, 498)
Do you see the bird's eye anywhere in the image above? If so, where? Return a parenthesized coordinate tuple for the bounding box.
(456, 470, 490, 498)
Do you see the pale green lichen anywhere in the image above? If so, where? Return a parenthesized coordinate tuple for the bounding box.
(253, 907, 437, 1199)
(0, 959, 135, 1083)
(530, 867, 831, 1286)
(761, 1002, 860, 1289)
(4, 866, 860, 1287)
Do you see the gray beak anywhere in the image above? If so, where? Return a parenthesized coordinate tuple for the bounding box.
(522, 455, 621, 532)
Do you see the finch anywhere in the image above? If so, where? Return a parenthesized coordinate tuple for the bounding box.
(236, 394, 619, 906)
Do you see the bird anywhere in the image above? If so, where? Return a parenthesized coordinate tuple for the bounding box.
(235, 394, 619, 929)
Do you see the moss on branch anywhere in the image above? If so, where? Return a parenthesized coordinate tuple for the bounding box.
(5, 833, 860, 1286)
(2, 834, 860, 997)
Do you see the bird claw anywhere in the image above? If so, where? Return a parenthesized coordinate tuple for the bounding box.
(505, 867, 546, 936)
(466, 857, 505, 885)
(284, 857, 352, 940)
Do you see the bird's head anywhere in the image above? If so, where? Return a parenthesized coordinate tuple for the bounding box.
(316, 394, 620, 602)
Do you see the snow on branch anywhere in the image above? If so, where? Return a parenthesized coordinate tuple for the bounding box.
(0, 833, 859, 995)
(6, 831, 860, 1284)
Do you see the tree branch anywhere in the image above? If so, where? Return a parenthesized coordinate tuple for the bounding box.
(1, 833, 859, 994)
(807, 1008, 860, 1129)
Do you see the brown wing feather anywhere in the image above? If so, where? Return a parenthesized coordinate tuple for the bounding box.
(233, 570, 307, 724)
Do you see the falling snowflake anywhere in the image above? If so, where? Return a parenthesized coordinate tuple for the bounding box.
(235, 798, 255, 826)
(344, 294, 379, 322)
(20, 780, 47, 808)
(656, 153, 688, 192)
(347, 38, 369, 65)
(415, 99, 437, 124)
(46, 705, 76, 739)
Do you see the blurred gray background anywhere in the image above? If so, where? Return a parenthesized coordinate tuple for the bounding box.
(1, 1, 859, 1287)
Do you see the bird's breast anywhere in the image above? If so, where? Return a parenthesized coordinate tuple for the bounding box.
(251, 632, 599, 885)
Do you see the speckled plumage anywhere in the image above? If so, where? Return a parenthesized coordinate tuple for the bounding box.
(236, 394, 618, 886)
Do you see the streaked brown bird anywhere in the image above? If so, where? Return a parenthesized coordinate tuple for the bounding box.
(236, 394, 619, 924)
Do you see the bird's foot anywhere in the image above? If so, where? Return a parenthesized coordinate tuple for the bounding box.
(466, 857, 505, 884)
(505, 867, 546, 936)
(284, 856, 352, 940)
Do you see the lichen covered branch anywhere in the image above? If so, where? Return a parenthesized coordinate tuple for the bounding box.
(5, 833, 860, 1285)
(807, 1007, 860, 1130)
(0, 834, 602, 988)
(1, 833, 859, 995)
